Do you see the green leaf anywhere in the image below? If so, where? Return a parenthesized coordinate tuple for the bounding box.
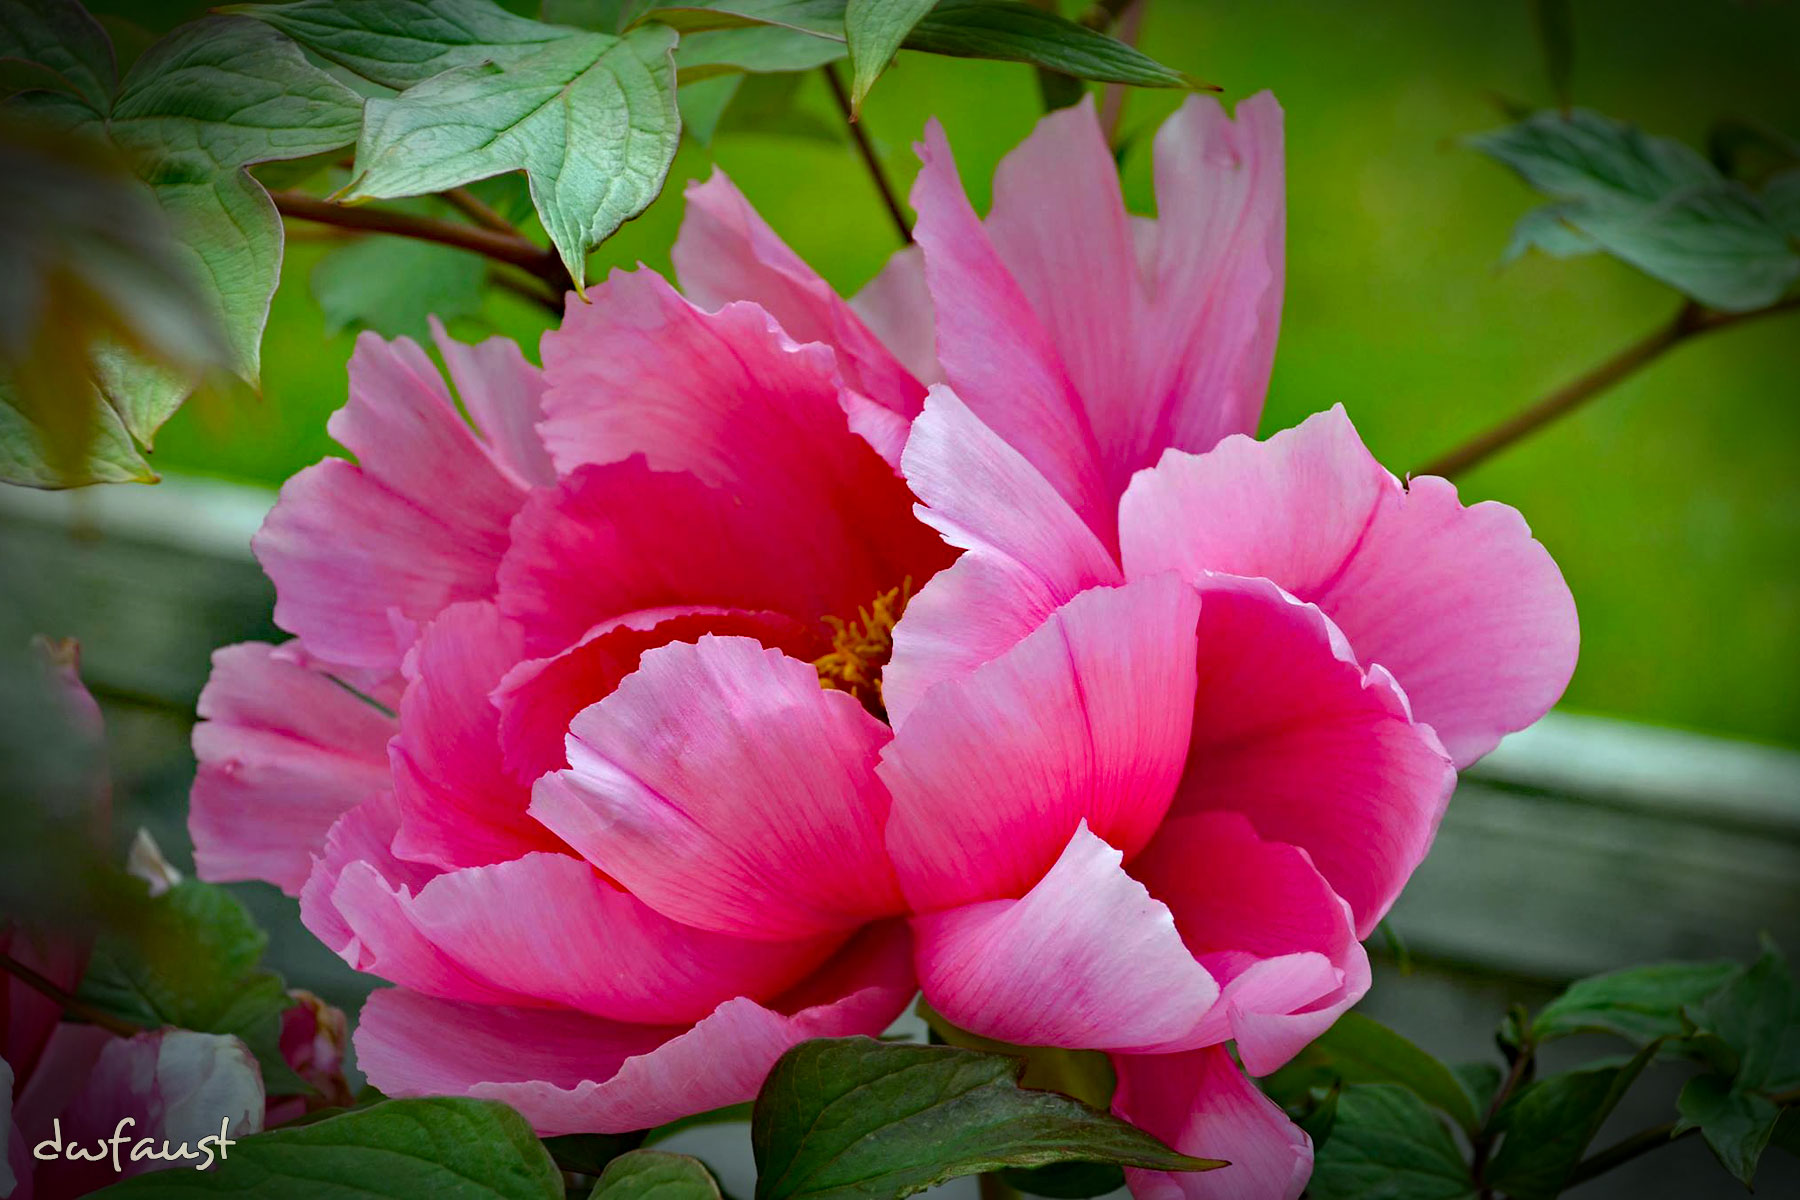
(1527, 0, 1573, 112)
(1760, 168, 1800, 237)
(845, 0, 934, 112)
(1531, 959, 1739, 1045)
(634, 0, 843, 37)
(341, 23, 679, 289)
(904, 0, 1199, 90)
(90, 1097, 563, 1198)
(1484, 1042, 1659, 1200)
(543, 0, 645, 34)
(1450, 1062, 1502, 1121)
(1307, 1084, 1475, 1200)
(750, 1037, 1221, 1200)
(1264, 1013, 1481, 1135)
(917, 998, 1115, 1109)
(77, 878, 311, 1097)
(590, 1151, 722, 1200)
(677, 73, 740, 146)
(1675, 1073, 1783, 1187)
(676, 25, 844, 79)
(544, 1132, 647, 1176)
(0, 0, 116, 112)
(1473, 109, 1800, 311)
(0, 367, 153, 485)
(1771, 1106, 1800, 1158)
(997, 1161, 1124, 1199)
(1685, 939, 1800, 1093)
(312, 235, 486, 339)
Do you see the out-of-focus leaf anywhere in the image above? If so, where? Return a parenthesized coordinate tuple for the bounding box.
(1685, 939, 1800, 1093)
(91, 1098, 563, 1198)
(1675, 1073, 1783, 1187)
(997, 1161, 1124, 1199)
(0, 0, 116, 111)
(845, 0, 934, 112)
(544, 0, 647, 32)
(1262, 1012, 1481, 1136)
(1763, 169, 1800, 238)
(0, 368, 150, 484)
(1451, 1062, 1502, 1120)
(751, 1037, 1220, 1200)
(1306, 1084, 1475, 1200)
(678, 72, 740, 145)
(1474, 109, 1800, 311)
(1531, 959, 1739, 1045)
(590, 1151, 721, 1200)
(635, 0, 843, 36)
(1485, 1042, 1659, 1200)
(1771, 1106, 1800, 1158)
(544, 1132, 646, 1176)
(705, 70, 839, 143)
(312, 235, 486, 339)
(1528, 0, 1573, 112)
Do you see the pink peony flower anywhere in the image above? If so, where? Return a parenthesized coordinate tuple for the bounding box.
(189, 284, 943, 1132)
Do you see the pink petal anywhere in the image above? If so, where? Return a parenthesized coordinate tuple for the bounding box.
(354, 921, 914, 1135)
(531, 636, 904, 940)
(1172, 574, 1455, 937)
(880, 574, 1199, 911)
(299, 791, 437, 963)
(1112, 1046, 1312, 1200)
(1119, 405, 1578, 766)
(849, 244, 940, 387)
(189, 642, 394, 895)
(914, 823, 1217, 1052)
(1132, 812, 1369, 1074)
(494, 607, 818, 783)
(672, 170, 925, 415)
(886, 387, 1123, 726)
(429, 316, 555, 487)
(389, 603, 566, 871)
(253, 335, 529, 671)
(910, 119, 1113, 546)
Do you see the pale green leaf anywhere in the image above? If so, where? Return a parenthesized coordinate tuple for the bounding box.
(845, 0, 935, 112)
(312, 235, 486, 339)
(235, 0, 566, 90)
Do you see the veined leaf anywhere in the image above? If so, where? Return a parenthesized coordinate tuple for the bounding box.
(1675, 1073, 1784, 1187)
(0, 0, 115, 111)
(1531, 959, 1739, 1045)
(1307, 1084, 1475, 1200)
(845, 0, 934, 112)
(590, 1151, 722, 1200)
(1263, 1012, 1481, 1136)
(1485, 1043, 1660, 1200)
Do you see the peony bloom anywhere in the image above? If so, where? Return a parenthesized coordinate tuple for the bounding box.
(188, 281, 942, 1131)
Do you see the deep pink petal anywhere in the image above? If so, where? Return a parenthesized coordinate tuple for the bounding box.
(1171, 574, 1455, 937)
(914, 823, 1217, 1052)
(429, 316, 554, 487)
(189, 642, 394, 895)
(253, 335, 528, 671)
(354, 921, 914, 1135)
(531, 636, 903, 940)
(389, 603, 565, 871)
(672, 170, 925, 414)
(1112, 1046, 1312, 1200)
(1120, 406, 1578, 766)
(880, 575, 1199, 911)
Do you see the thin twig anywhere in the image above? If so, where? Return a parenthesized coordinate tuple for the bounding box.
(1471, 1040, 1535, 1199)
(1417, 295, 1800, 479)
(269, 189, 571, 292)
(1567, 1084, 1800, 1187)
(488, 268, 564, 315)
(821, 63, 913, 245)
(443, 186, 521, 236)
(0, 949, 142, 1038)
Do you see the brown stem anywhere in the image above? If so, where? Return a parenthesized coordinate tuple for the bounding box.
(1471, 1041, 1535, 1199)
(488, 268, 563, 315)
(1567, 1085, 1800, 1187)
(821, 64, 913, 245)
(1417, 295, 1800, 479)
(443, 186, 521, 236)
(0, 949, 142, 1038)
(270, 189, 571, 292)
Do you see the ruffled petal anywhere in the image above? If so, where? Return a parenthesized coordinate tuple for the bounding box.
(531, 636, 903, 940)
(353, 921, 914, 1135)
(1170, 574, 1455, 937)
(914, 823, 1217, 1052)
(880, 575, 1199, 911)
(1119, 405, 1578, 766)
(1112, 1046, 1311, 1200)
(189, 642, 395, 895)
(299, 791, 437, 964)
(253, 335, 528, 671)
(429, 316, 554, 487)
(672, 170, 925, 414)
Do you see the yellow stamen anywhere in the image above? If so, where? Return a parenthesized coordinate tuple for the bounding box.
(814, 579, 912, 720)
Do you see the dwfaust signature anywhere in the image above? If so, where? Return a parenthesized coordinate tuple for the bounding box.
(34, 1116, 237, 1173)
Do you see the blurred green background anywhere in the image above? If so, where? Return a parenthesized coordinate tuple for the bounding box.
(100, 0, 1800, 747)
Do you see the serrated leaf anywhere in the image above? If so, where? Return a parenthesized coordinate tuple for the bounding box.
(1262, 1012, 1481, 1136)
(312, 235, 486, 339)
(0, 0, 116, 112)
(341, 23, 678, 289)
(1531, 959, 1739, 1045)
(1485, 1042, 1659, 1200)
(845, 0, 934, 112)
(1307, 1084, 1475, 1200)
(751, 1037, 1220, 1200)
(1675, 1073, 1783, 1187)
(1686, 939, 1800, 1093)
(591, 1151, 722, 1200)
(90, 1097, 563, 1198)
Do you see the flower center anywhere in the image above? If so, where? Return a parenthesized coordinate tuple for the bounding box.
(814, 580, 912, 721)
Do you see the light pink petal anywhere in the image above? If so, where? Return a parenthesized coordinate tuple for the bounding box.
(880, 574, 1199, 911)
(389, 603, 565, 871)
(254, 335, 528, 671)
(189, 642, 395, 895)
(354, 921, 914, 1135)
(1170, 574, 1455, 937)
(1112, 1046, 1312, 1200)
(914, 823, 1217, 1052)
(429, 316, 554, 487)
(672, 171, 925, 414)
(1133, 811, 1368, 1073)
(494, 607, 817, 783)
(531, 636, 903, 940)
(886, 387, 1122, 726)
(1120, 405, 1578, 766)
(1132, 92, 1286, 463)
(909, 120, 1113, 547)
(849, 243, 940, 387)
